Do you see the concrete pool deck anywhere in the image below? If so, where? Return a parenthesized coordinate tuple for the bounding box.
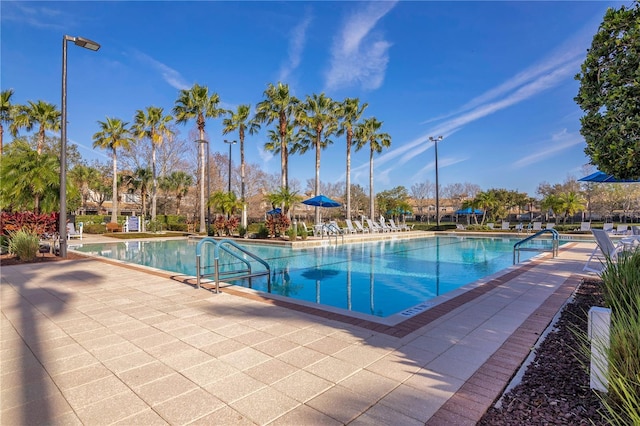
(1, 235, 597, 425)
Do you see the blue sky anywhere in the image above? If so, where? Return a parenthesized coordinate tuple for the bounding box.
(1, 1, 624, 197)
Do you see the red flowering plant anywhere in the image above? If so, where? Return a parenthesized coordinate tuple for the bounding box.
(0, 211, 59, 237)
(265, 213, 290, 237)
(225, 215, 239, 236)
(213, 215, 227, 236)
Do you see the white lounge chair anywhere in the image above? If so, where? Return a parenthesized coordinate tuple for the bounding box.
(344, 219, 358, 234)
(515, 223, 524, 233)
(390, 219, 409, 231)
(376, 220, 392, 232)
(580, 222, 591, 232)
(354, 220, 370, 233)
(532, 222, 542, 232)
(501, 221, 510, 230)
(614, 224, 629, 235)
(544, 223, 555, 230)
(603, 223, 614, 233)
(300, 222, 314, 236)
(365, 219, 382, 233)
(487, 223, 495, 230)
(67, 222, 83, 240)
(456, 224, 466, 231)
(388, 219, 403, 231)
(584, 229, 626, 273)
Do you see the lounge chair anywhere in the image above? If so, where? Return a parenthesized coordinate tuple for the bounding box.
(603, 223, 614, 233)
(532, 222, 542, 232)
(456, 224, 466, 231)
(487, 223, 495, 230)
(344, 219, 358, 234)
(514, 223, 524, 233)
(354, 220, 370, 233)
(388, 219, 403, 231)
(545, 223, 555, 230)
(580, 222, 591, 232)
(375, 220, 392, 232)
(365, 219, 382, 233)
(67, 222, 83, 240)
(300, 222, 314, 236)
(501, 221, 510, 231)
(632, 226, 640, 236)
(613, 224, 629, 235)
(584, 229, 626, 273)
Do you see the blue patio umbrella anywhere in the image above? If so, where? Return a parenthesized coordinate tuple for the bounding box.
(578, 171, 640, 183)
(455, 207, 483, 215)
(266, 207, 282, 215)
(302, 195, 341, 208)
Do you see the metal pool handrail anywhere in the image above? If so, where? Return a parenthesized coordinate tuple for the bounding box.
(195, 238, 271, 293)
(513, 229, 559, 264)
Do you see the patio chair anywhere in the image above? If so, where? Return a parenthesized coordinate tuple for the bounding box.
(344, 219, 358, 234)
(388, 219, 403, 231)
(584, 229, 626, 273)
(365, 219, 381, 233)
(544, 223, 555, 230)
(300, 222, 314, 236)
(515, 223, 524, 233)
(632, 226, 640, 236)
(532, 222, 542, 232)
(580, 222, 591, 232)
(456, 224, 466, 231)
(501, 221, 510, 230)
(375, 220, 392, 232)
(67, 222, 83, 240)
(487, 223, 495, 230)
(354, 220, 370, 233)
(613, 224, 629, 235)
(603, 223, 614, 233)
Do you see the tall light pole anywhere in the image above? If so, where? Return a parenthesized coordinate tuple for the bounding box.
(224, 139, 237, 193)
(429, 136, 443, 229)
(195, 139, 210, 230)
(60, 35, 100, 258)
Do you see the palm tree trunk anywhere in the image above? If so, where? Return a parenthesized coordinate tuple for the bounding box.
(151, 143, 157, 224)
(369, 147, 374, 219)
(198, 129, 206, 233)
(111, 148, 118, 223)
(315, 138, 321, 225)
(240, 134, 247, 229)
(346, 133, 352, 220)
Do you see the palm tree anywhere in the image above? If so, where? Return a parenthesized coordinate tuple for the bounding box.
(162, 171, 193, 215)
(265, 187, 303, 217)
(0, 89, 15, 156)
(208, 191, 242, 217)
(92, 117, 134, 223)
(540, 194, 563, 223)
(254, 82, 300, 191)
(559, 191, 585, 224)
(294, 93, 338, 224)
(11, 100, 61, 155)
(132, 106, 173, 225)
(473, 190, 499, 224)
(123, 167, 153, 230)
(355, 117, 392, 219)
(0, 140, 60, 213)
(173, 83, 225, 233)
(337, 98, 368, 220)
(222, 104, 260, 229)
(68, 164, 100, 213)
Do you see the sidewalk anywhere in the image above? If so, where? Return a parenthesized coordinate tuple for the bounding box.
(1, 242, 595, 425)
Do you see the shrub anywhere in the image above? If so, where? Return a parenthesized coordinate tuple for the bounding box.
(8, 229, 40, 261)
(83, 223, 106, 234)
(1, 211, 58, 236)
(256, 225, 269, 239)
(598, 249, 640, 425)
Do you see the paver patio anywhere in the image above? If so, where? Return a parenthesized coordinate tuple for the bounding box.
(1, 237, 595, 425)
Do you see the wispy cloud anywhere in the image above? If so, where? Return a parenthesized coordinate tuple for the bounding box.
(354, 34, 586, 179)
(325, 1, 398, 91)
(278, 13, 312, 83)
(1, 3, 68, 30)
(410, 156, 468, 183)
(512, 129, 583, 169)
(129, 49, 190, 90)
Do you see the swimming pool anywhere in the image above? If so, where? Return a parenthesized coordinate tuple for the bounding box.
(72, 236, 556, 318)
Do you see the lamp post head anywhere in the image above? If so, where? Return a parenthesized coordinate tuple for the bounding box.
(429, 136, 443, 142)
(66, 35, 101, 51)
(224, 139, 237, 145)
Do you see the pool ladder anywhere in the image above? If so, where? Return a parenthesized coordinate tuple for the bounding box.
(513, 229, 559, 264)
(195, 238, 271, 293)
(320, 223, 344, 245)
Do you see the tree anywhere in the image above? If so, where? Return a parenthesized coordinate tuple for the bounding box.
(0, 89, 15, 156)
(265, 187, 302, 217)
(294, 93, 338, 224)
(123, 167, 152, 229)
(558, 191, 586, 224)
(133, 106, 174, 224)
(208, 191, 242, 217)
(68, 164, 101, 213)
(376, 186, 409, 219)
(0, 140, 62, 213)
(222, 104, 260, 228)
(92, 117, 134, 223)
(173, 83, 225, 232)
(255, 82, 300, 191)
(575, 2, 640, 179)
(161, 171, 193, 215)
(355, 117, 391, 219)
(11, 100, 61, 155)
(337, 98, 368, 221)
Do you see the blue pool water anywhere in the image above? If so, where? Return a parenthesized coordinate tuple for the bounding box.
(72, 236, 556, 318)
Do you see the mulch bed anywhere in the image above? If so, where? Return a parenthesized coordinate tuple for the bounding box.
(1, 251, 88, 266)
(479, 278, 608, 425)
